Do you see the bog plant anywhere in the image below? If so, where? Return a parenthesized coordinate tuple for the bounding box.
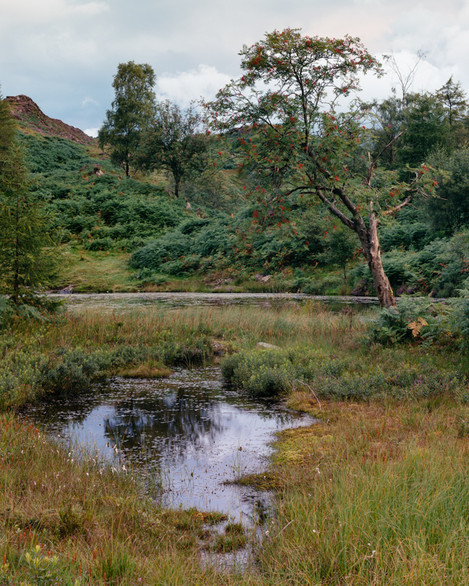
(23, 545, 60, 585)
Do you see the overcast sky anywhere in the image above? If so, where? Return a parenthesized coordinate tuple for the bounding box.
(1, 0, 468, 136)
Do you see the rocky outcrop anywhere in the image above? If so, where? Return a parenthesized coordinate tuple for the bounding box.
(6, 95, 94, 145)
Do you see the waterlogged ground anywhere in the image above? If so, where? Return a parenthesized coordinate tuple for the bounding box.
(26, 367, 315, 524)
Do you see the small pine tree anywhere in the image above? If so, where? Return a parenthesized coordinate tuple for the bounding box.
(0, 96, 60, 306)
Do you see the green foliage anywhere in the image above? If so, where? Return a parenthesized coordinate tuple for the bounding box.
(436, 77, 469, 146)
(20, 134, 91, 174)
(0, 136, 60, 304)
(222, 348, 294, 397)
(19, 133, 185, 252)
(367, 298, 467, 347)
(426, 148, 469, 233)
(130, 216, 233, 274)
(222, 341, 466, 402)
(398, 93, 449, 166)
(39, 348, 111, 394)
(380, 216, 431, 251)
(23, 545, 60, 585)
(352, 229, 469, 297)
(0, 93, 16, 164)
(0, 295, 14, 327)
(159, 337, 212, 366)
(98, 61, 156, 177)
(136, 101, 210, 198)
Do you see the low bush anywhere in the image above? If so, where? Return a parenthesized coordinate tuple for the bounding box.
(159, 338, 212, 366)
(222, 340, 467, 402)
(368, 298, 466, 347)
(222, 348, 295, 397)
(39, 348, 111, 394)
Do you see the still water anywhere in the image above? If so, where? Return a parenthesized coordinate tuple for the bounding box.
(50, 291, 379, 312)
(26, 367, 315, 523)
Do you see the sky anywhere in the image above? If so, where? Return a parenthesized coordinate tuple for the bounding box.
(1, 0, 468, 137)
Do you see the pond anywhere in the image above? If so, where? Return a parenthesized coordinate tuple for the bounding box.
(49, 291, 379, 312)
(25, 367, 315, 525)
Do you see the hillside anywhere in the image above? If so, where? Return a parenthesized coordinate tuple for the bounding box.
(7, 95, 93, 145)
(5, 95, 469, 297)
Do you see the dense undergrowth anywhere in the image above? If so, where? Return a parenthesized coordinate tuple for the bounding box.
(16, 130, 469, 297)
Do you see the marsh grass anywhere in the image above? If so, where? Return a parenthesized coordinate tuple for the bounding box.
(0, 302, 367, 408)
(259, 400, 469, 584)
(0, 412, 256, 585)
(2, 302, 469, 583)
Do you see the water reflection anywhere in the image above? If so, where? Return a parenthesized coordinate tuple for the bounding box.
(26, 368, 314, 521)
(49, 291, 379, 312)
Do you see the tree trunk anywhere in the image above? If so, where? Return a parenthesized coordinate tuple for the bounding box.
(357, 213, 396, 308)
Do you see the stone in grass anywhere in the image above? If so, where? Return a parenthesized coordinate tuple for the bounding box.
(256, 342, 281, 350)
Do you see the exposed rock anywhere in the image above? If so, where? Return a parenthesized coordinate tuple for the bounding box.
(256, 342, 281, 350)
(211, 341, 229, 356)
(255, 274, 272, 283)
(6, 95, 94, 145)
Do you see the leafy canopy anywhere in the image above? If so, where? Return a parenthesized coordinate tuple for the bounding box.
(136, 101, 209, 198)
(99, 61, 156, 177)
(208, 29, 436, 228)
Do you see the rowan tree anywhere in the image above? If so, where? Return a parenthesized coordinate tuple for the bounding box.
(99, 61, 156, 177)
(207, 28, 434, 307)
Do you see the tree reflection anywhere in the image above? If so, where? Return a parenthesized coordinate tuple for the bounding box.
(102, 386, 225, 464)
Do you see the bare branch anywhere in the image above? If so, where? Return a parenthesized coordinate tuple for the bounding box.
(315, 187, 355, 230)
(371, 131, 405, 168)
(382, 194, 412, 216)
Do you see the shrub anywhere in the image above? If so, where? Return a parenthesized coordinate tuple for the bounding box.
(222, 349, 294, 397)
(39, 349, 111, 394)
(367, 298, 466, 348)
(159, 338, 212, 367)
(222, 339, 467, 403)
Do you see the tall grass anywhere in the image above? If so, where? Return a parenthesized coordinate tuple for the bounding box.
(0, 412, 257, 584)
(2, 302, 469, 583)
(52, 301, 366, 349)
(259, 401, 469, 584)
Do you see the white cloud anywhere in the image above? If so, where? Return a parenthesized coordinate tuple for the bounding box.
(84, 127, 99, 137)
(1, 0, 469, 132)
(0, 0, 108, 29)
(156, 65, 232, 107)
(81, 96, 99, 107)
